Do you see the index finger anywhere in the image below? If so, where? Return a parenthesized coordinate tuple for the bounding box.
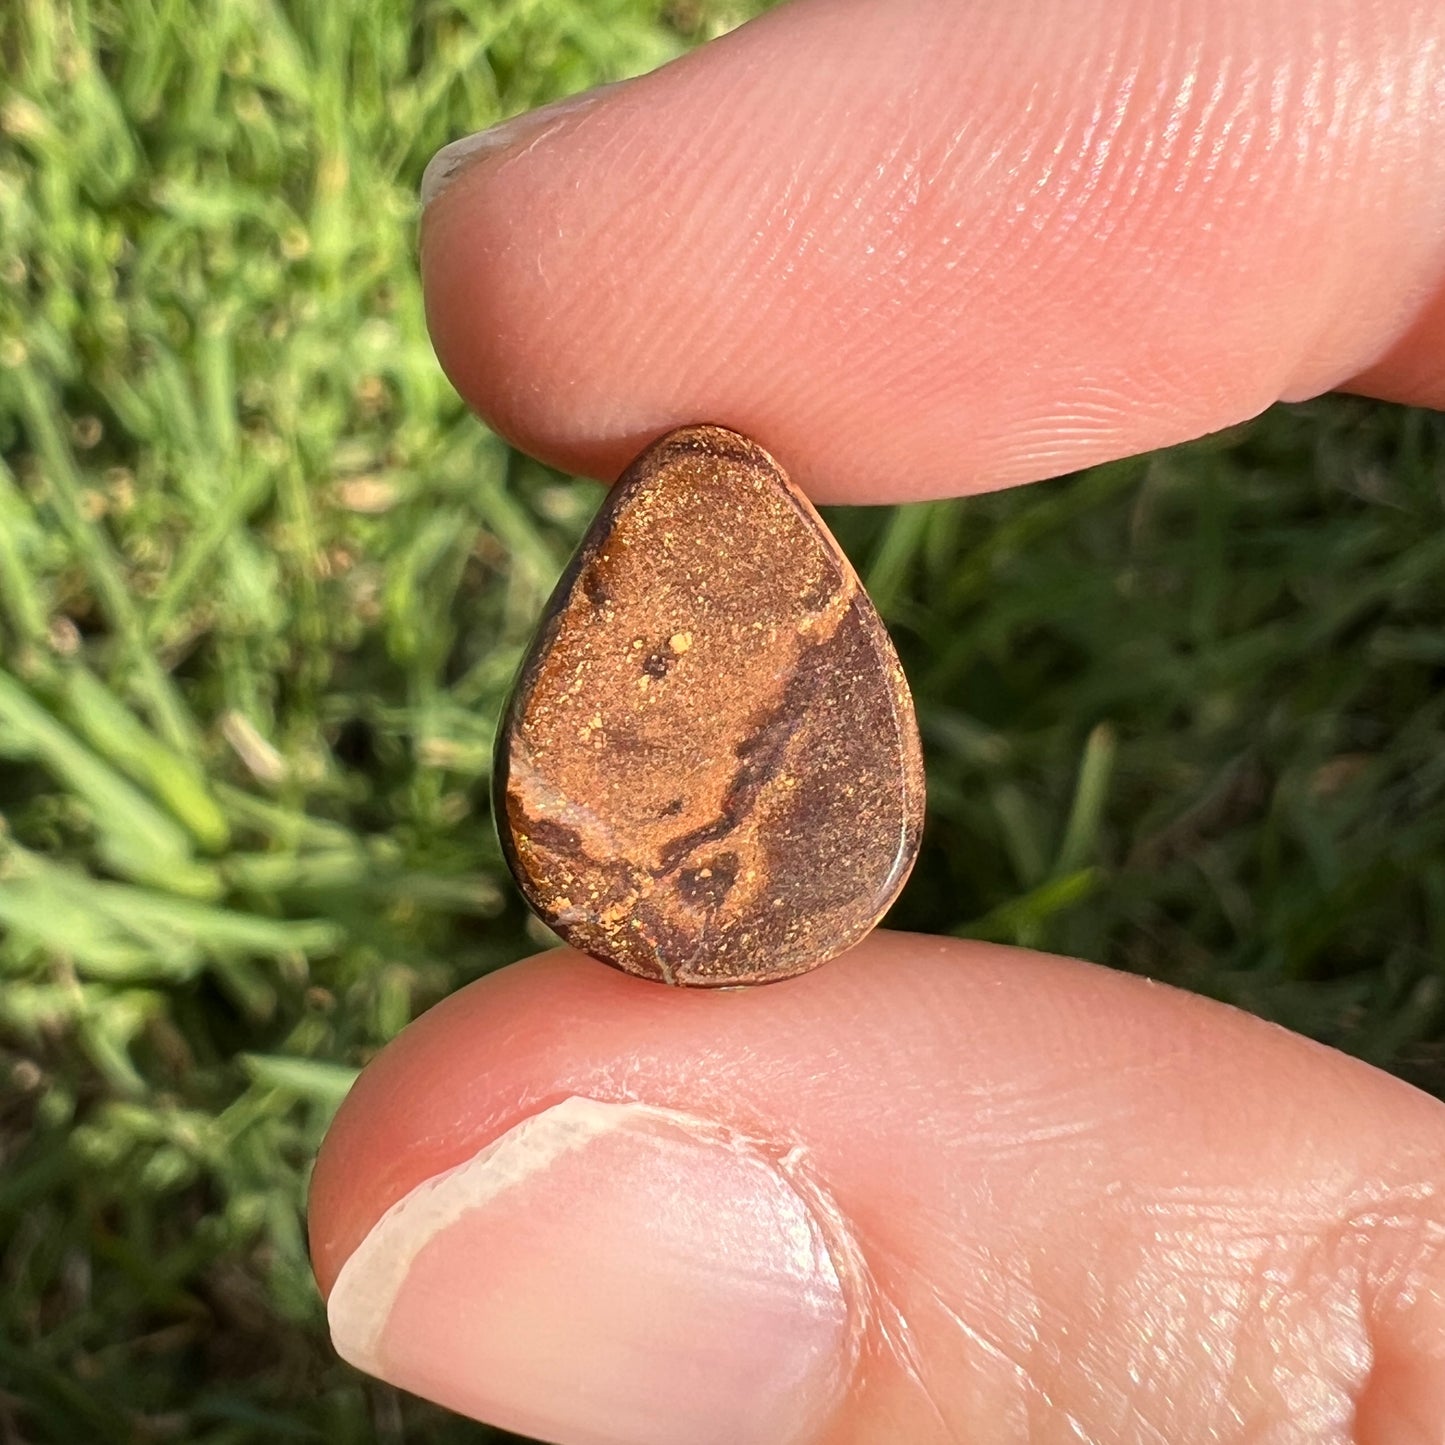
(419, 0, 1445, 503)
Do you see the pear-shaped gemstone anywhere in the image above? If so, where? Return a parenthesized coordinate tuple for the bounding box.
(494, 425, 924, 986)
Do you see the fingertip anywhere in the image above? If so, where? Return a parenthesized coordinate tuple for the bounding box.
(309, 951, 591, 1295)
(418, 70, 699, 487)
(326, 1095, 853, 1445)
(419, 0, 1445, 501)
(1345, 280, 1445, 411)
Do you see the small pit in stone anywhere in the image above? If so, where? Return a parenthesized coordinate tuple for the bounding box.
(675, 853, 740, 909)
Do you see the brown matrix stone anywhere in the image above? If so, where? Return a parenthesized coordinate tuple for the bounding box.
(494, 425, 925, 986)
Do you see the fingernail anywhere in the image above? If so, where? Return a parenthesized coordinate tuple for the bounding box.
(327, 1097, 852, 1445)
(420, 87, 615, 209)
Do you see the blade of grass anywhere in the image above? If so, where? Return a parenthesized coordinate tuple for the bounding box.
(954, 868, 1103, 947)
(0, 668, 220, 896)
(1054, 723, 1117, 876)
(8, 362, 200, 756)
(57, 664, 231, 851)
(0, 456, 48, 648)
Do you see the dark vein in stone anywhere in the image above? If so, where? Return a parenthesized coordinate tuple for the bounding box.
(650, 599, 859, 879)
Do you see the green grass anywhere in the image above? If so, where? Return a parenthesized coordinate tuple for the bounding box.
(2, 1, 1443, 1440)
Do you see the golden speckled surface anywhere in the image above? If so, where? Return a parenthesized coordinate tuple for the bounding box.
(495, 425, 925, 986)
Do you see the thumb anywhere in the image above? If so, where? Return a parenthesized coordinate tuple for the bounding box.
(309, 934, 1445, 1444)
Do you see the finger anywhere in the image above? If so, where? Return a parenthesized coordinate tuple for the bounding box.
(418, 0, 1445, 504)
(1348, 280, 1445, 408)
(310, 934, 1445, 1445)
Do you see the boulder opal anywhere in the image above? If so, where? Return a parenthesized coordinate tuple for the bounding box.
(493, 424, 924, 986)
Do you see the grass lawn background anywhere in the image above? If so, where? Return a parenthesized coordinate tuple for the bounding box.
(2, 1, 1443, 1440)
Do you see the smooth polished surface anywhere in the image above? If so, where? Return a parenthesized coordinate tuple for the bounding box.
(494, 425, 924, 985)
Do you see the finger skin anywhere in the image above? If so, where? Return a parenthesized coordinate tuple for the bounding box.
(1350, 281, 1445, 407)
(310, 934, 1445, 1443)
(420, 0, 1445, 503)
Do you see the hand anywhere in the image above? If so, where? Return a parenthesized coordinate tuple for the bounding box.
(309, 1, 1445, 1441)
